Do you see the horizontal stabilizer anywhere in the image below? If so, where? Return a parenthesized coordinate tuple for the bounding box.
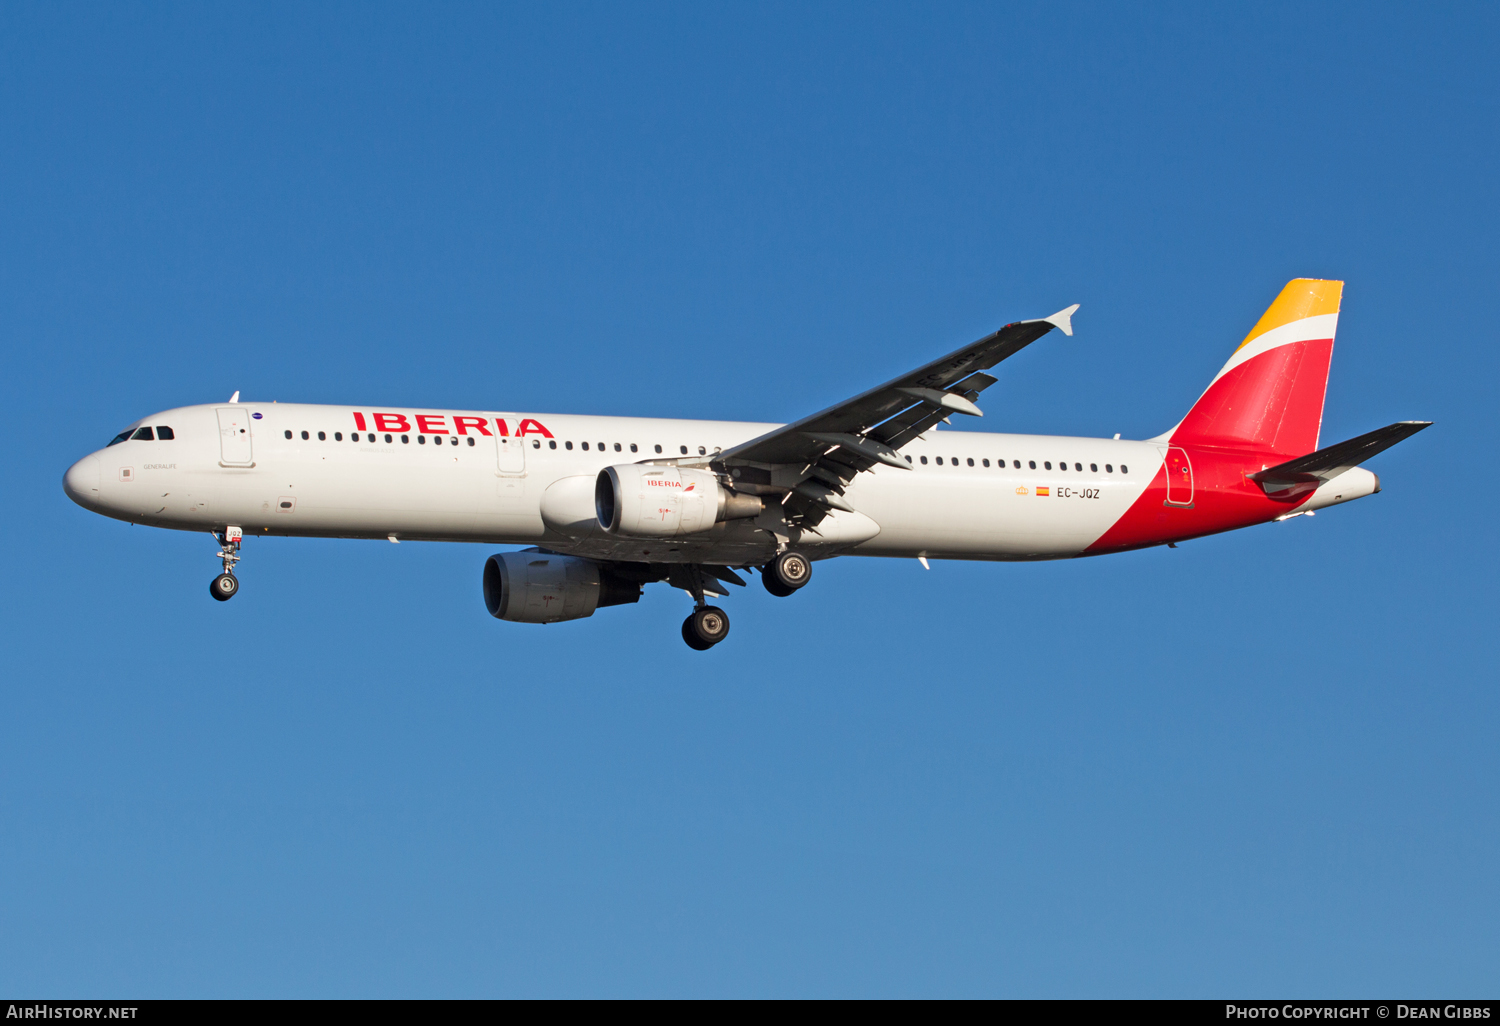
(1248, 421, 1431, 488)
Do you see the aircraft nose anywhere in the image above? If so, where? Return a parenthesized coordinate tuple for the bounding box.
(63, 454, 101, 508)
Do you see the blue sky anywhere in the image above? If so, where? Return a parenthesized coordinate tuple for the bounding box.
(1, 2, 1495, 997)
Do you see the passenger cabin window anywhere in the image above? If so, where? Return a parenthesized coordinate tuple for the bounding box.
(982, 459, 989, 467)
(284, 430, 293, 439)
(156, 426, 175, 440)
(384, 434, 393, 443)
(680, 446, 688, 455)
(629, 444, 638, 452)
(1044, 461, 1052, 470)
(335, 432, 343, 441)
(565, 441, 573, 450)
(1029, 461, 1036, 469)
(1090, 463, 1097, 472)
(1121, 465, 1128, 474)
(301, 431, 309, 440)
(698, 446, 706, 456)
(920, 456, 928, 465)
(967, 458, 974, 466)
(935, 457, 943, 465)
(1075, 463, 1082, 471)
(615, 443, 622, 452)
(401, 435, 409, 443)
(467, 437, 475, 446)
(655, 445, 663, 453)
(600, 442, 606, 451)
(318, 431, 326, 441)
(1013, 460, 1021, 468)
(549, 440, 557, 449)
(581, 442, 589, 451)
(367, 433, 375, 442)
(418, 435, 426, 444)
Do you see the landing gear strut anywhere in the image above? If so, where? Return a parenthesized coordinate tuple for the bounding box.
(210, 527, 242, 602)
(762, 551, 811, 597)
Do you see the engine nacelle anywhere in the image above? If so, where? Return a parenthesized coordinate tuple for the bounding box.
(482, 552, 641, 624)
(595, 464, 762, 538)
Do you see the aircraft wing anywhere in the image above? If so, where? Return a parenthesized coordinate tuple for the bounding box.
(710, 303, 1078, 526)
(1248, 421, 1432, 488)
(719, 304, 1079, 471)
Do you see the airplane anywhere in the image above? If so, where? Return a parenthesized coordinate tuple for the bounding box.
(62, 278, 1428, 650)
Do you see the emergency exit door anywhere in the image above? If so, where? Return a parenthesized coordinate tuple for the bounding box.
(496, 434, 526, 475)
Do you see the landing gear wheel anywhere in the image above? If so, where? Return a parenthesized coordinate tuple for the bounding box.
(682, 605, 730, 649)
(682, 618, 712, 650)
(210, 573, 239, 601)
(768, 551, 811, 593)
(762, 573, 795, 597)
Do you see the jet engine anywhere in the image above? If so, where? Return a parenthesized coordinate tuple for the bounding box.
(595, 465, 762, 538)
(483, 552, 641, 624)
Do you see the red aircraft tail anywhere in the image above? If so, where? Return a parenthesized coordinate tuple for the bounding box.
(1168, 279, 1342, 456)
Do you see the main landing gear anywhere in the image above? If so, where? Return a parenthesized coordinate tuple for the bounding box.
(673, 555, 811, 649)
(677, 564, 733, 651)
(209, 527, 243, 602)
(762, 550, 811, 597)
(682, 605, 730, 651)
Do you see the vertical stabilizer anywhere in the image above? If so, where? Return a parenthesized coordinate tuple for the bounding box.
(1169, 279, 1342, 456)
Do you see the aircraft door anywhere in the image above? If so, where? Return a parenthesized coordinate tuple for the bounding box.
(1164, 446, 1194, 506)
(217, 407, 254, 466)
(496, 433, 526, 475)
(492, 416, 527, 510)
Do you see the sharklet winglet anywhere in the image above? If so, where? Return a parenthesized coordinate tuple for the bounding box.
(1045, 304, 1079, 337)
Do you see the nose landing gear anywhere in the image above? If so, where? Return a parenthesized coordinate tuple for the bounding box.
(209, 527, 243, 602)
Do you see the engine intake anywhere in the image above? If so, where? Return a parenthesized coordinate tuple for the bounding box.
(595, 464, 762, 537)
(483, 552, 641, 624)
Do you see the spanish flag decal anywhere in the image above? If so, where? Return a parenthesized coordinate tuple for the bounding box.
(1036, 486, 1050, 496)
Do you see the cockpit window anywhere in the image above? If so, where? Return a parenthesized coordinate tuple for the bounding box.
(107, 430, 133, 446)
(131, 427, 155, 441)
(156, 426, 175, 440)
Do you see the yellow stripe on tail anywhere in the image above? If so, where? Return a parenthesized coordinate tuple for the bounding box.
(1236, 278, 1343, 352)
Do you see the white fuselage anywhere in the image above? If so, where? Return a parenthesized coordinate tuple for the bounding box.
(66, 402, 1164, 564)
